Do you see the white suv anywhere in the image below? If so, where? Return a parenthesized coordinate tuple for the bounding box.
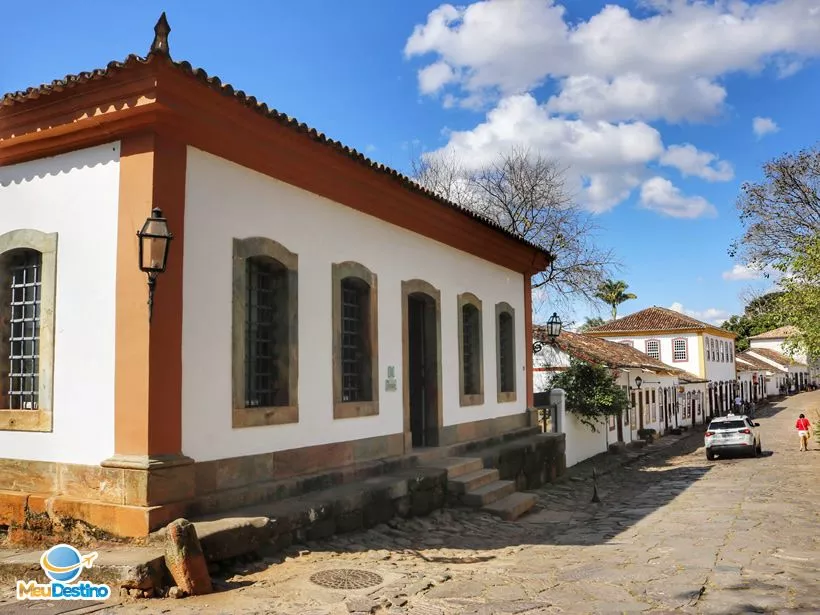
(705, 414, 762, 460)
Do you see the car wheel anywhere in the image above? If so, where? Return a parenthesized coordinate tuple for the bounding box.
(751, 444, 759, 458)
(706, 450, 715, 461)
(757, 441, 762, 455)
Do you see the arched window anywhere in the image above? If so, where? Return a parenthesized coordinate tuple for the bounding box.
(458, 293, 484, 406)
(332, 262, 378, 418)
(495, 302, 516, 402)
(0, 229, 57, 432)
(232, 237, 298, 428)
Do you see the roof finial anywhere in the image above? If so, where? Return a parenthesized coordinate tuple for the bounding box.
(150, 12, 171, 56)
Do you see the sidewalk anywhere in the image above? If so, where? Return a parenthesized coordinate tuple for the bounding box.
(557, 427, 702, 484)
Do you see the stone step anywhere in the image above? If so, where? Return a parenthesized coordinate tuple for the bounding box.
(421, 456, 484, 479)
(483, 492, 538, 521)
(463, 480, 516, 507)
(448, 468, 500, 494)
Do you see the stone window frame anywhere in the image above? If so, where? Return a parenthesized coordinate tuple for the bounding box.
(232, 237, 299, 428)
(0, 229, 58, 433)
(401, 279, 443, 451)
(332, 261, 379, 419)
(495, 301, 517, 403)
(457, 292, 484, 407)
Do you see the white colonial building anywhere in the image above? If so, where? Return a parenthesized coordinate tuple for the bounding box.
(584, 307, 739, 416)
(533, 329, 707, 467)
(0, 20, 551, 536)
(747, 326, 815, 389)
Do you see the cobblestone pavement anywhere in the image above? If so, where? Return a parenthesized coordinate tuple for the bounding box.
(5, 392, 819, 614)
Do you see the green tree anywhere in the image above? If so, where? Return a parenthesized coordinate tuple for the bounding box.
(551, 359, 630, 431)
(594, 279, 637, 320)
(577, 316, 606, 332)
(720, 291, 788, 351)
(777, 238, 820, 359)
(729, 144, 820, 360)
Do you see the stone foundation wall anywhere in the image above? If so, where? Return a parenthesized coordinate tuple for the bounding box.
(0, 412, 556, 540)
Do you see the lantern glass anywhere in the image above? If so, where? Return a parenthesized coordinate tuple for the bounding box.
(634, 376, 642, 389)
(546, 312, 562, 340)
(138, 208, 173, 274)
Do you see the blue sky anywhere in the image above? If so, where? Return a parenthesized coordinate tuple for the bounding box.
(4, 1, 820, 327)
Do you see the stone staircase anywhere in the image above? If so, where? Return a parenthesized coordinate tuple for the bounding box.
(424, 456, 538, 521)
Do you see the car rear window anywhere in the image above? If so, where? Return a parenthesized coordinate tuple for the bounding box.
(708, 420, 747, 430)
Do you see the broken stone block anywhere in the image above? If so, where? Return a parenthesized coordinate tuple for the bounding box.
(163, 519, 213, 596)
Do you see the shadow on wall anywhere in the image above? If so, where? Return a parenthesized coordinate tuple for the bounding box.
(0, 141, 120, 187)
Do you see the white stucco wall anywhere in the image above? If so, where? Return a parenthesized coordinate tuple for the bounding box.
(0, 143, 120, 464)
(600, 333, 704, 377)
(703, 334, 739, 382)
(182, 148, 528, 462)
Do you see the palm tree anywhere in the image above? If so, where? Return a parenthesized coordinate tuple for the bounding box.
(595, 280, 638, 321)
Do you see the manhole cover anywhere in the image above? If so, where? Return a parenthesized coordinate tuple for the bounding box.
(309, 568, 384, 590)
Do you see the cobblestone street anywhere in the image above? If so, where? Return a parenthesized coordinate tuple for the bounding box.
(5, 392, 819, 614)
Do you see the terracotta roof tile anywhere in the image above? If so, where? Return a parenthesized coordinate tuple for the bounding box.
(748, 325, 799, 340)
(735, 352, 784, 372)
(1, 46, 550, 260)
(746, 347, 806, 368)
(536, 328, 677, 371)
(585, 306, 735, 336)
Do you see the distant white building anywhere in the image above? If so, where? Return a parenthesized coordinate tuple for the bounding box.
(533, 329, 707, 468)
(584, 307, 737, 415)
(748, 326, 816, 387)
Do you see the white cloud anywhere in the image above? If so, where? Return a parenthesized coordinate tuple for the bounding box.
(752, 116, 780, 138)
(406, 0, 820, 214)
(639, 177, 717, 219)
(418, 61, 457, 94)
(659, 143, 734, 182)
(406, 0, 820, 120)
(428, 94, 664, 211)
(546, 74, 727, 123)
(669, 302, 730, 326)
(722, 264, 763, 281)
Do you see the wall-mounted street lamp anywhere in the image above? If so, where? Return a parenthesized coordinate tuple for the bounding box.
(634, 376, 643, 389)
(532, 312, 563, 354)
(137, 207, 173, 323)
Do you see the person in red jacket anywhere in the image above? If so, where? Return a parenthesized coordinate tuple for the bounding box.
(796, 414, 811, 451)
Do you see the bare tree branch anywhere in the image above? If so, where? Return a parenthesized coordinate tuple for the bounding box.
(412, 147, 618, 310)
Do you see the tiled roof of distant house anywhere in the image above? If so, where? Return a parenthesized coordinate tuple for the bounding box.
(747, 347, 806, 368)
(749, 325, 799, 340)
(584, 306, 735, 336)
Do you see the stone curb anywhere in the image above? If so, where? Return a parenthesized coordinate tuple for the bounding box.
(556, 428, 703, 485)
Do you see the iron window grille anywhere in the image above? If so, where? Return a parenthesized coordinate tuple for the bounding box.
(498, 312, 514, 393)
(462, 305, 480, 395)
(341, 278, 370, 402)
(5, 250, 41, 410)
(245, 257, 288, 408)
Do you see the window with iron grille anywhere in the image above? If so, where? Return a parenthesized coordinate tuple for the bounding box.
(3, 250, 41, 410)
(340, 277, 371, 403)
(245, 257, 289, 408)
(645, 339, 660, 360)
(672, 338, 687, 361)
(462, 304, 481, 395)
(498, 311, 514, 393)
